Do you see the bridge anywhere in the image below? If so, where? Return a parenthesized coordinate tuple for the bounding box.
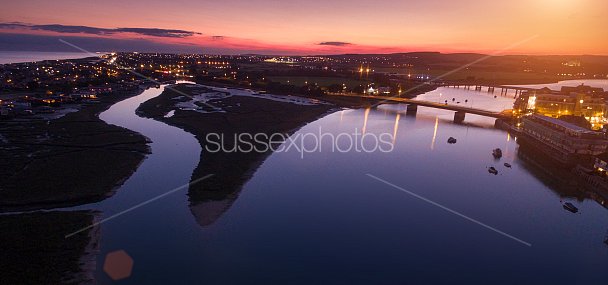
(439, 83, 537, 97)
(329, 93, 512, 123)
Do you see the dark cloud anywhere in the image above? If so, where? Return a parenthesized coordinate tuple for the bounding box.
(211, 36, 225, 40)
(318, 41, 352, 46)
(0, 22, 201, 38)
(0, 33, 276, 55)
(32, 24, 111, 35)
(0, 33, 203, 53)
(115, 28, 200, 38)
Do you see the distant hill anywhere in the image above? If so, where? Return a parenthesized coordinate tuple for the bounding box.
(323, 52, 608, 77)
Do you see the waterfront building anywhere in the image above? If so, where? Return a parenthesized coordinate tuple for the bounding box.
(514, 85, 607, 128)
(521, 114, 608, 164)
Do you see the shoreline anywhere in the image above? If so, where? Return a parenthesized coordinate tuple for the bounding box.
(196, 78, 437, 104)
(0, 210, 100, 284)
(0, 90, 151, 212)
(0, 51, 104, 65)
(137, 83, 352, 225)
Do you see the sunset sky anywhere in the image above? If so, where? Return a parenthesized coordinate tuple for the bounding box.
(1, 0, 607, 55)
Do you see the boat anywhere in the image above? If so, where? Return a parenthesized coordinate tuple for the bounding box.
(492, 148, 503, 159)
(447, 137, 457, 144)
(488, 167, 498, 175)
(563, 202, 579, 213)
(504, 163, 512, 168)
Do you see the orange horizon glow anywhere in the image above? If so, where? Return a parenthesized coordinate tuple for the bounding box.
(1, 0, 607, 55)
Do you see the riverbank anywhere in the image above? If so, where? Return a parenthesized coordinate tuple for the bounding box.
(0, 210, 100, 284)
(195, 79, 437, 106)
(137, 83, 352, 225)
(0, 92, 150, 212)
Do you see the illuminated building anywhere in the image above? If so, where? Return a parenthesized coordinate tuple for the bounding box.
(521, 114, 608, 164)
(514, 85, 607, 128)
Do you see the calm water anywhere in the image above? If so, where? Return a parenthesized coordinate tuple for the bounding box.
(65, 85, 203, 284)
(510, 79, 608, 91)
(71, 80, 608, 284)
(0, 51, 101, 64)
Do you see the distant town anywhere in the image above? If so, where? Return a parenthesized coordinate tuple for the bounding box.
(2, 52, 608, 120)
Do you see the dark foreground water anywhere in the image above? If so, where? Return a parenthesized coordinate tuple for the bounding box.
(179, 88, 608, 284)
(17, 80, 608, 284)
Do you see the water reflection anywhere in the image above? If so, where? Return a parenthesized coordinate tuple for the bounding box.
(80, 85, 202, 283)
(362, 107, 370, 134)
(392, 113, 400, 145)
(18, 80, 606, 283)
(190, 194, 239, 227)
(430, 116, 439, 150)
(132, 81, 608, 282)
(185, 83, 608, 283)
(419, 87, 515, 112)
(191, 100, 607, 283)
(516, 137, 608, 207)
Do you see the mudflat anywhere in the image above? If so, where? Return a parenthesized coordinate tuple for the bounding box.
(0, 93, 150, 211)
(137, 83, 359, 224)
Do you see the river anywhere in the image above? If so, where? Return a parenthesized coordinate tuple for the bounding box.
(187, 83, 608, 284)
(509, 79, 608, 91)
(53, 79, 608, 283)
(69, 84, 203, 283)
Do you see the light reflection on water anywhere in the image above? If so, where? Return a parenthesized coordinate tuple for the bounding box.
(75, 85, 204, 284)
(192, 84, 608, 284)
(418, 86, 516, 112)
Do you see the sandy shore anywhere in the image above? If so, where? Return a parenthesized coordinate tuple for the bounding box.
(0, 92, 150, 212)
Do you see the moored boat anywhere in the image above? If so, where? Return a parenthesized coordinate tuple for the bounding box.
(488, 167, 498, 175)
(563, 202, 579, 213)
